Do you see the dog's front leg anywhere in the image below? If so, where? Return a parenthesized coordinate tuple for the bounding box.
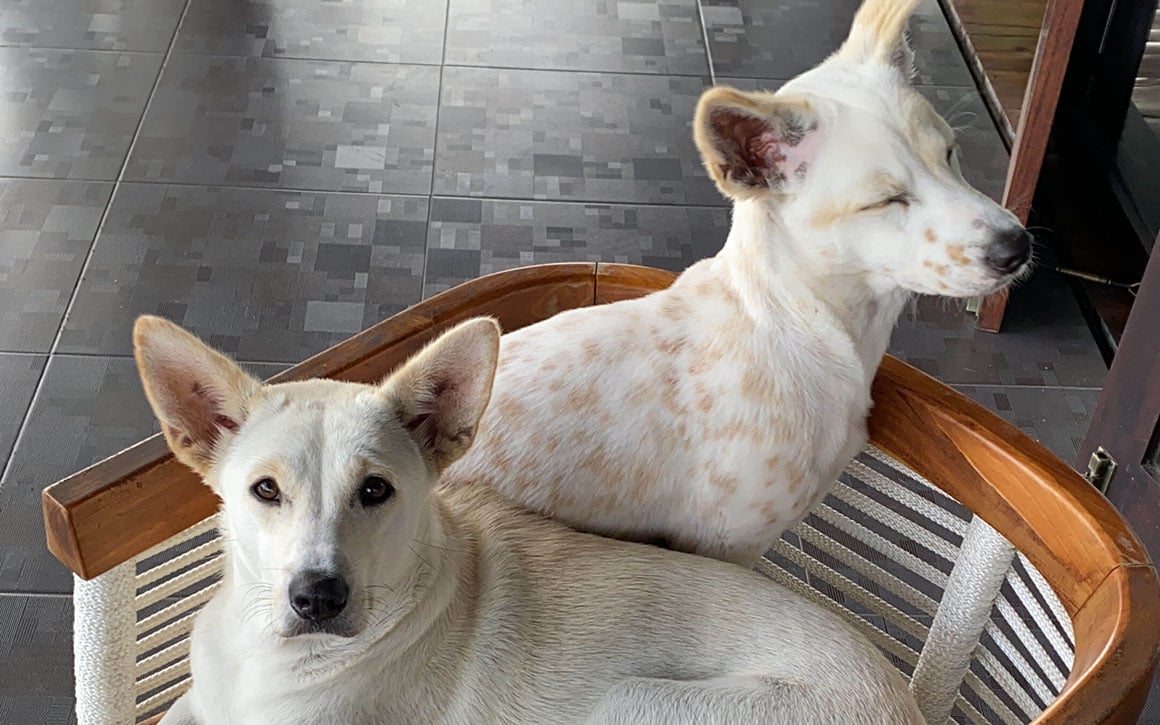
(158, 692, 200, 725)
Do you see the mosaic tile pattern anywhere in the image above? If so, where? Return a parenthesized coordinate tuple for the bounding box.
(175, 0, 446, 64)
(721, 78, 1010, 202)
(58, 185, 428, 361)
(0, 0, 184, 51)
(434, 67, 721, 205)
(889, 269, 1107, 387)
(0, 354, 45, 469)
(0, 48, 162, 179)
(953, 384, 1101, 464)
(0, 180, 113, 352)
(702, 0, 973, 85)
(0, 355, 286, 595)
(444, 0, 708, 75)
(424, 198, 730, 294)
(124, 56, 439, 193)
(0, 594, 74, 725)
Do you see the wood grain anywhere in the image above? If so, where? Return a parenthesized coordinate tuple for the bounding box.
(594, 263, 678, 305)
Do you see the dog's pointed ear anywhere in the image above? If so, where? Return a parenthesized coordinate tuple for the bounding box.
(134, 316, 260, 477)
(838, 0, 920, 78)
(383, 317, 501, 473)
(694, 87, 821, 200)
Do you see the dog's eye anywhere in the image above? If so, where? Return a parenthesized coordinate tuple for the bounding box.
(359, 476, 395, 507)
(251, 478, 281, 504)
(860, 194, 910, 212)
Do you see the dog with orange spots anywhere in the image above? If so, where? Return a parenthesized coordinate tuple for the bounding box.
(445, 0, 1031, 565)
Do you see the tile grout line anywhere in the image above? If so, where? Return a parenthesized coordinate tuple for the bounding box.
(420, 0, 454, 300)
(0, 0, 193, 486)
(694, 0, 717, 86)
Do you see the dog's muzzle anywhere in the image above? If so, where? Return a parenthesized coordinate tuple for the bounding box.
(289, 570, 350, 622)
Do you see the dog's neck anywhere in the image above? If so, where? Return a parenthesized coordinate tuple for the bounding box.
(718, 199, 910, 374)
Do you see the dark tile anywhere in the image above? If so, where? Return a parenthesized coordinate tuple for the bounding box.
(0, 355, 286, 594)
(424, 197, 730, 294)
(58, 185, 428, 361)
(0, 594, 74, 725)
(702, 0, 972, 85)
(889, 268, 1107, 387)
(444, 0, 708, 75)
(0, 180, 113, 352)
(434, 67, 722, 205)
(953, 384, 1100, 464)
(0, 354, 44, 469)
(0, 0, 184, 51)
(124, 55, 439, 193)
(716, 81, 1008, 203)
(175, 0, 446, 64)
(0, 48, 162, 179)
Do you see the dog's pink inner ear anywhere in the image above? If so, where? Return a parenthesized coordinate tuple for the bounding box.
(154, 375, 240, 460)
(709, 106, 818, 189)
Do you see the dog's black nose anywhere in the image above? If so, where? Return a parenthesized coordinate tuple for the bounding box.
(984, 227, 1032, 275)
(289, 571, 349, 622)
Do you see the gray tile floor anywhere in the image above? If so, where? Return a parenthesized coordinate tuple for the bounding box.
(0, 0, 1107, 719)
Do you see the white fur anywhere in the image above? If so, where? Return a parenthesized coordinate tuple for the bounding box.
(136, 317, 922, 725)
(443, 0, 1031, 565)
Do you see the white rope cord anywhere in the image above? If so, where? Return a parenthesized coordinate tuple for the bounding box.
(135, 556, 221, 611)
(992, 596, 1068, 691)
(757, 553, 923, 668)
(970, 642, 1042, 719)
(950, 688, 991, 725)
(962, 669, 1024, 724)
(136, 637, 190, 679)
(1017, 553, 1075, 644)
(847, 459, 967, 537)
(979, 619, 1056, 706)
(860, 446, 965, 512)
(74, 565, 137, 725)
(136, 677, 192, 717)
(136, 539, 220, 591)
(135, 608, 196, 656)
(793, 523, 940, 627)
(135, 653, 192, 698)
(827, 484, 961, 563)
(809, 500, 951, 591)
(769, 538, 933, 646)
(136, 583, 219, 637)
(911, 517, 1016, 724)
(1002, 570, 1073, 679)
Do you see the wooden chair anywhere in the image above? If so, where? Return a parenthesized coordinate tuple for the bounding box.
(41, 263, 1160, 724)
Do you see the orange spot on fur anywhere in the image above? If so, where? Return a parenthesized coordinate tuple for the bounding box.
(946, 244, 969, 266)
(924, 228, 937, 243)
(709, 471, 739, 494)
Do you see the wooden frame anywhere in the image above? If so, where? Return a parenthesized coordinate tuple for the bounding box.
(974, 0, 1086, 332)
(43, 262, 1160, 722)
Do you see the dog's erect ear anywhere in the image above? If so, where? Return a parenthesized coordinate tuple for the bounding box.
(384, 317, 501, 473)
(838, 0, 920, 78)
(134, 316, 260, 477)
(694, 87, 821, 201)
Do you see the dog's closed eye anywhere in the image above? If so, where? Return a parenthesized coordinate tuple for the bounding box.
(859, 193, 910, 213)
(359, 476, 395, 507)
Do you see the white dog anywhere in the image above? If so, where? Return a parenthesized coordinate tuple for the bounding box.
(137, 316, 922, 724)
(444, 0, 1032, 565)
